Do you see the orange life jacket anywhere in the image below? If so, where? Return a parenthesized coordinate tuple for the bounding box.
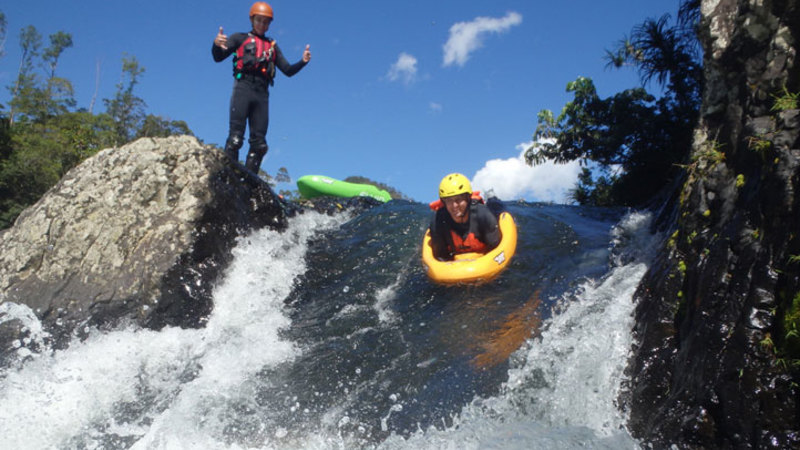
(430, 191, 488, 255)
(448, 229, 488, 254)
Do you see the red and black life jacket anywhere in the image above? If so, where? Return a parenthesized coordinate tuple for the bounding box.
(233, 33, 277, 81)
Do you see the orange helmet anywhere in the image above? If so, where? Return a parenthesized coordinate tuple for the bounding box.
(249, 2, 273, 19)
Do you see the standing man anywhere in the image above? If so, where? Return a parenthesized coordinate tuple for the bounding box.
(212, 2, 311, 173)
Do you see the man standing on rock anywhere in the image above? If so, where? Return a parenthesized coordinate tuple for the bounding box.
(212, 2, 311, 174)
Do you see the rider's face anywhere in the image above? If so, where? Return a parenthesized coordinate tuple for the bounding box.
(443, 194, 470, 224)
(251, 15, 272, 34)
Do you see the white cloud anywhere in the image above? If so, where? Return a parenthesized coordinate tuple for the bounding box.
(471, 141, 582, 203)
(443, 12, 522, 67)
(386, 52, 418, 84)
(429, 102, 442, 113)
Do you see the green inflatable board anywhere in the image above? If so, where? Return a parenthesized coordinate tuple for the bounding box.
(296, 175, 392, 203)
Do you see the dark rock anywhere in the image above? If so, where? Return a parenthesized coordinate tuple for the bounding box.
(625, 0, 800, 447)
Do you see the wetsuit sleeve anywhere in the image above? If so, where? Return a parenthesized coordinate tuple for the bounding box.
(429, 212, 452, 261)
(273, 43, 308, 77)
(475, 205, 501, 251)
(212, 33, 246, 62)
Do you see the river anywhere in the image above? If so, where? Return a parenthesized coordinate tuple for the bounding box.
(0, 200, 659, 449)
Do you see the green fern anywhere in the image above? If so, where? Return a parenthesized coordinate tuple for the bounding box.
(772, 86, 799, 112)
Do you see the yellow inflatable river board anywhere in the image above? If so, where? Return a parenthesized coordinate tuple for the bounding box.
(421, 211, 517, 284)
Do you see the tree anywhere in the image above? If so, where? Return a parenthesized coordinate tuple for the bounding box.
(136, 114, 193, 139)
(0, 110, 119, 229)
(568, 167, 615, 206)
(42, 31, 71, 79)
(39, 31, 76, 119)
(0, 18, 195, 229)
(606, 12, 702, 115)
(274, 167, 291, 184)
(50, 111, 116, 168)
(0, 115, 10, 162)
(0, 121, 62, 227)
(525, 1, 702, 206)
(103, 54, 146, 145)
(258, 166, 291, 187)
(7, 25, 42, 124)
(6, 27, 75, 124)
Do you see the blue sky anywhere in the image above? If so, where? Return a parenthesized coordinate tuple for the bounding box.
(1, 1, 678, 202)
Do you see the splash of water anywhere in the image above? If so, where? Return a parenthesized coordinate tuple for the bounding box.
(0, 207, 655, 450)
(0, 212, 347, 449)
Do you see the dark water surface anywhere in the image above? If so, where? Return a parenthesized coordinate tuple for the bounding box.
(0, 200, 652, 449)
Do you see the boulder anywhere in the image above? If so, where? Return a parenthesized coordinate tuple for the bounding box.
(0, 136, 287, 346)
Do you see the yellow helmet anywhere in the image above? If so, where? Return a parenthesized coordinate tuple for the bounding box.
(438, 173, 472, 198)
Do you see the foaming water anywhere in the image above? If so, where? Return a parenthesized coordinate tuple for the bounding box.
(378, 212, 654, 449)
(0, 205, 656, 449)
(0, 212, 347, 449)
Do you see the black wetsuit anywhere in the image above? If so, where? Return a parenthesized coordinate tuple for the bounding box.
(429, 201, 501, 261)
(212, 31, 307, 173)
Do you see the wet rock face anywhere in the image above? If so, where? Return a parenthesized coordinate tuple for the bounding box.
(627, 0, 799, 448)
(0, 136, 287, 345)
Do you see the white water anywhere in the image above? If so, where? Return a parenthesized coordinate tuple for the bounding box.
(379, 212, 655, 449)
(0, 210, 656, 450)
(0, 212, 346, 449)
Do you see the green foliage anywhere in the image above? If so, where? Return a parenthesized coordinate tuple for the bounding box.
(6, 27, 77, 124)
(103, 54, 146, 145)
(683, 140, 725, 177)
(136, 115, 193, 139)
(7, 25, 42, 124)
(0, 116, 10, 160)
(568, 167, 616, 206)
(777, 292, 800, 369)
(0, 111, 118, 228)
(42, 31, 72, 78)
(258, 166, 290, 187)
(527, 75, 696, 206)
(771, 85, 798, 112)
(786, 293, 800, 336)
(747, 134, 773, 155)
(274, 167, 291, 184)
(691, 141, 725, 166)
(760, 332, 775, 353)
(526, 1, 702, 206)
(39, 31, 76, 118)
(668, 229, 680, 249)
(0, 127, 61, 228)
(0, 18, 192, 229)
